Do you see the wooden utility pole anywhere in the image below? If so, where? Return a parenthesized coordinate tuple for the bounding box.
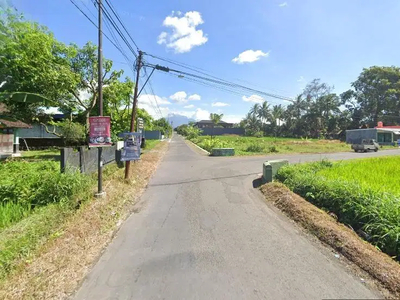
(125, 50, 143, 179)
(96, 0, 105, 197)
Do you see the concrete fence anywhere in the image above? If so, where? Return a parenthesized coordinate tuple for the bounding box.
(60, 146, 119, 174)
(200, 128, 245, 136)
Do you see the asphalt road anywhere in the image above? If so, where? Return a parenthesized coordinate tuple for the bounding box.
(74, 136, 398, 300)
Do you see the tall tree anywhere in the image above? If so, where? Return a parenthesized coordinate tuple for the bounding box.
(69, 42, 124, 123)
(347, 66, 400, 127)
(0, 12, 76, 121)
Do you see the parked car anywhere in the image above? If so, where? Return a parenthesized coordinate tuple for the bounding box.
(351, 139, 379, 152)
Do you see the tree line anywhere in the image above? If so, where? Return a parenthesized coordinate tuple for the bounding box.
(0, 10, 171, 145)
(240, 67, 400, 139)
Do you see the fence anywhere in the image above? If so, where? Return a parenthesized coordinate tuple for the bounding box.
(144, 130, 161, 140)
(60, 146, 120, 174)
(200, 128, 245, 136)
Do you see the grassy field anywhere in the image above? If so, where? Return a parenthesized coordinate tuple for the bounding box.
(21, 149, 60, 161)
(275, 157, 400, 261)
(191, 135, 385, 155)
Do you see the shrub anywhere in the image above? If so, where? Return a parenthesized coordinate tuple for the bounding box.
(0, 160, 93, 228)
(267, 145, 279, 153)
(198, 138, 227, 152)
(276, 161, 400, 260)
(253, 131, 264, 138)
(246, 143, 264, 152)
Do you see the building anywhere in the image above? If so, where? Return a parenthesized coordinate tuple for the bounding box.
(345, 122, 400, 145)
(195, 120, 234, 129)
(0, 104, 31, 158)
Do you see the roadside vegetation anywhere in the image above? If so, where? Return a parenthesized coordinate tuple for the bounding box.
(275, 157, 400, 262)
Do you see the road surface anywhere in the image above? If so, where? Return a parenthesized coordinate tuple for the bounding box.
(74, 136, 397, 300)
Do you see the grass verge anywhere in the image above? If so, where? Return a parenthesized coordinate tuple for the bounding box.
(0, 141, 168, 300)
(260, 182, 400, 298)
(190, 135, 397, 156)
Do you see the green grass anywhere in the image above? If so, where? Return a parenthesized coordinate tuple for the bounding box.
(21, 149, 60, 161)
(317, 156, 400, 196)
(191, 136, 352, 155)
(0, 160, 93, 229)
(143, 140, 160, 151)
(275, 157, 400, 260)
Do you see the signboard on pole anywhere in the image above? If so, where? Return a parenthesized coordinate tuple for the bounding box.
(89, 116, 112, 147)
(119, 132, 141, 161)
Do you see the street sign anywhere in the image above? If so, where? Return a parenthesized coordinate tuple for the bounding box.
(137, 117, 144, 130)
(89, 116, 112, 147)
(119, 132, 141, 161)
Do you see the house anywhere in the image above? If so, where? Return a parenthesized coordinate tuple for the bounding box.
(345, 121, 400, 145)
(0, 104, 31, 158)
(195, 120, 234, 129)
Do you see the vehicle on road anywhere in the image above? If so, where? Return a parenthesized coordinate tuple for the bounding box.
(351, 139, 379, 152)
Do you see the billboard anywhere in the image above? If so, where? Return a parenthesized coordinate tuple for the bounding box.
(89, 116, 112, 147)
(119, 132, 141, 161)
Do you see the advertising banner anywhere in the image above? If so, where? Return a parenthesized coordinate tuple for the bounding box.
(119, 132, 141, 161)
(89, 116, 112, 147)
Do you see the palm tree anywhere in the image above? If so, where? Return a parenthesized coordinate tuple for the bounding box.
(258, 101, 270, 122)
(209, 113, 224, 138)
(244, 112, 262, 136)
(271, 104, 284, 126)
(249, 103, 260, 117)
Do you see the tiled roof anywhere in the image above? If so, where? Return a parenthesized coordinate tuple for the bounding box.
(0, 118, 31, 129)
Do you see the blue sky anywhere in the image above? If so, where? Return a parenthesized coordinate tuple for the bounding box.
(6, 0, 400, 123)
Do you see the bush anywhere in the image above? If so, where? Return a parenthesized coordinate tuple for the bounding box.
(246, 143, 264, 152)
(198, 138, 227, 152)
(253, 131, 264, 138)
(267, 145, 279, 153)
(0, 160, 93, 228)
(276, 161, 400, 260)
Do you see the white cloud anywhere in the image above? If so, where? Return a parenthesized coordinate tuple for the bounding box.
(169, 91, 201, 104)
(223, 115, 244, 124)
(279, 2, 288, 7)
(184, 104, 195, 108)
(188, 94, 201, 101)
(193, 108, 209, 120)
(157, 11, 208, 53)
(212, 102, 230, 107)
(169, 91, 188, 103)
(139, 94, 171, 105)
(242, 95, 264, 104)
(232, 50, 270, 64)
(297, 76, 305, 83)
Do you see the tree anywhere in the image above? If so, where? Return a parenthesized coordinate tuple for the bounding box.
(249, 103, 260, 117)
(153, 118, 172, 137)
(209, 113, 224, 138)
(347, 66, 400, 127)
(243, 112, 262, 136)
(0, 12, 77, 121)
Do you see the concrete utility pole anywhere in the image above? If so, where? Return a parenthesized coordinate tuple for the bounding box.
(125, 50, 143, 179)
(96, 0, 105, 197)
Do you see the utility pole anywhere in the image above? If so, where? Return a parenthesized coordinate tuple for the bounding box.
(96, 0, 105, 197)
(125, 50, 143, 179)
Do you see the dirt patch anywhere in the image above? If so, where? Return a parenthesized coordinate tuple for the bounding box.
(0, 142, 169, 300)
(260, 182, 400, 299)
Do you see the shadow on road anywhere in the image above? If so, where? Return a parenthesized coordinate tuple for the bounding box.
(148, 172, 261, 187)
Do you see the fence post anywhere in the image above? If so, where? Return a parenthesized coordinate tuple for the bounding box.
(78, 146, 85, 173)
(60, 148, 72, 173)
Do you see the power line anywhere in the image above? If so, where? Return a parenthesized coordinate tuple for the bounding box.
(103, 0, 140, 52)
(69, 0, 135, 63)
(91, 0, 138, 59)
(144, 53, 293, 97)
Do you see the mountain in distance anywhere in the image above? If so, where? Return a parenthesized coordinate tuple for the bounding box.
(167, 113, 196, 128)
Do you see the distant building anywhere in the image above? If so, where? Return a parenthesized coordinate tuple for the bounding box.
(0, 104, 31, 158)
(346, 121, 400, 145)
(195, 120, 234, 129)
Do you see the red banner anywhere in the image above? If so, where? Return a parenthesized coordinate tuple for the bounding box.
(89, 116, 112, 147)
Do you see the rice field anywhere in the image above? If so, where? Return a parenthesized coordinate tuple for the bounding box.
(275, 156, 400, 261)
